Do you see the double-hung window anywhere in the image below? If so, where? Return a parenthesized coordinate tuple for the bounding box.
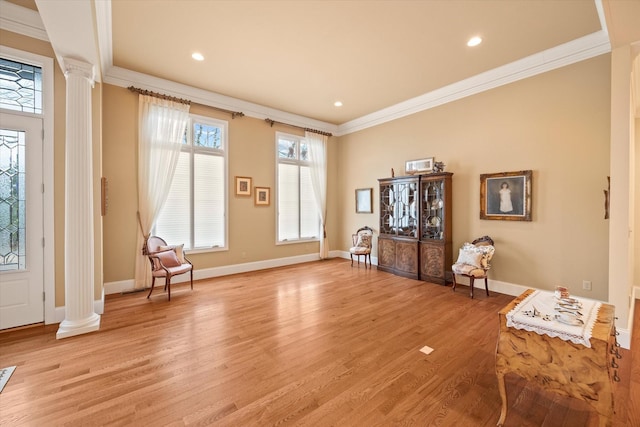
(155, 114, 227, 251)
(276, 132, 318, 243)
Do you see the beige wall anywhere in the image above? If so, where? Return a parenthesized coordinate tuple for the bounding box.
(2, 29, 104, 307)
(102, 85, 339, 282)
(1, 27, 617, 307)
(338, 55, 611, 301)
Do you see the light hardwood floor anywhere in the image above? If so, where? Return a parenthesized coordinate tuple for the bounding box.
(0, 259, 637, 426)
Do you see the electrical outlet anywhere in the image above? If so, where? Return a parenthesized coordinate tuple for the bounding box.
(582, 280, 592, 291)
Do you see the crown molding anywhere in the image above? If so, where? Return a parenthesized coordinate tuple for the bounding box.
(103, 66, 339, 135)
(5, 0, 614, 136)
(0, 0, 48, 42)
(336, 30, 611, 136)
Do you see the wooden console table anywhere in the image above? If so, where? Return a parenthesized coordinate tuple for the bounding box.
(495, 289, 620, 426)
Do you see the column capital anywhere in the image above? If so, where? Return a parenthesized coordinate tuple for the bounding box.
(62, 57, 95, 85)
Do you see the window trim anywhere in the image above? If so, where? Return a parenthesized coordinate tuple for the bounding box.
(275, 131, 319, 245)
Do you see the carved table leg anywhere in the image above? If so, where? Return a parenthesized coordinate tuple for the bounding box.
(496, 371, 507, 426)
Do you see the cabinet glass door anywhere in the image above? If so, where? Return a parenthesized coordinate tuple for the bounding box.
(422, 179, 445, 240)
(396, 181, 418, 237)
(380, 182, 395, 234)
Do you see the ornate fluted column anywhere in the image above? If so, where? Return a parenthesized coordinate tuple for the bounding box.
(56, 58, 100, 339)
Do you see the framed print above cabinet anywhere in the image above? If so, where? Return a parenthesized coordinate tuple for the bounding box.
(405, 157, 434, 174)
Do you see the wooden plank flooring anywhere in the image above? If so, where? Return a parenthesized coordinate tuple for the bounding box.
(0, 259, 636, 426)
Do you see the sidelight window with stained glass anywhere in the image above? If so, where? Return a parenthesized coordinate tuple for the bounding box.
(0, 58, 42, 114)
(0, 128, 25, 270)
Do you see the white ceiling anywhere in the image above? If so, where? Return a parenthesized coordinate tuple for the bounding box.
(4, 0, 640, 133)
(110, 0, 602, 125)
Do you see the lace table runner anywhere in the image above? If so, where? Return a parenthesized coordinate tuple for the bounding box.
(505, 290, 601, 348)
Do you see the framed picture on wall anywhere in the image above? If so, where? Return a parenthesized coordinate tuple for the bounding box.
(480, 170, 532, 221)
(405, 157, 434, 174)
(235, 176, 252, 196)
(255, 187, 270, 206)
(355, 188, 373, 213)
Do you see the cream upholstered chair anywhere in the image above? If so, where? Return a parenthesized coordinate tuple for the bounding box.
(146, 236, 193, 301)
(451, 236, 495, 299)
(349, 226, 373, 268)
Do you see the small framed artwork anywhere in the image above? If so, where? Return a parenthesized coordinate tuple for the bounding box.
(480, 170, 532, 221)
(235, 176, 252, 196)
(355, 188, 373, 213)
(255, 187, 270, 206)
(405, 157, 434, 174)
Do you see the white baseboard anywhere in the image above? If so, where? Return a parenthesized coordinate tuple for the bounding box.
(336, 250, 379, 266)
(104, 252, 341, 295)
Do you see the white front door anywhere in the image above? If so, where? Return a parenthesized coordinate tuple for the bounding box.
(0, 112, 44, 329)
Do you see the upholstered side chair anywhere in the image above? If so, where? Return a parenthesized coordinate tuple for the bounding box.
(349, 226, 374, 268)
(146, 236, 193, 301)
(451, 236, 495, 299)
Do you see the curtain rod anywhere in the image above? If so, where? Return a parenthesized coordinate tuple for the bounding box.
(265, 118, 332, 137)
(128, 86, 245, 119)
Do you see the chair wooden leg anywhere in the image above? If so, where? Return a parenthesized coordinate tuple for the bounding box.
(167, 277, 171, 301)
(350, 254, 354, 266)
(484, 276, 489, 296)
(469, 277, 475, 299)
(190, 270, 193, 290)
(452, 274, 457, 291)
(147, 276, 156, 299)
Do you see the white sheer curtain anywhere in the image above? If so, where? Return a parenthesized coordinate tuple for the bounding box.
(134, 95, 190, 289)
(306, 131, 329, 259)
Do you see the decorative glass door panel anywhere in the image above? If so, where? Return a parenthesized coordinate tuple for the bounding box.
(422, 178, 445, 240)
(379, 182, 395, 234)
(396, 181, 418, 237)
(0, 128, 25, 271)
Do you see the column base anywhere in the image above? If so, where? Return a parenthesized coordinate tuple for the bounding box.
(56, 312, 101, 339)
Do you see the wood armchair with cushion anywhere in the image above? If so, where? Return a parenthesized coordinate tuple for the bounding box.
(451, 236, 495, 299)
(349, 226, 373, 268)
(146, 236, 193, 301)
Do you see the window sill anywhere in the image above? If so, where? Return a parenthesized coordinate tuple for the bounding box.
(184, 246, 228, 255)
(276, 238, 319, 246)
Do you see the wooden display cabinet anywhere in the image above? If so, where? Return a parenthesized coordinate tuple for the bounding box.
(377, 172, 452, 283)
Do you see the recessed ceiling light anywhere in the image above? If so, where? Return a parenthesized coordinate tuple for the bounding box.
(192, 52, 204, 61)
(334, 101, 343, 107)
(467, 36, 482, 47)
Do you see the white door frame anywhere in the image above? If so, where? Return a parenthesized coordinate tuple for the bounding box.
(1, 46, 55, 325)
